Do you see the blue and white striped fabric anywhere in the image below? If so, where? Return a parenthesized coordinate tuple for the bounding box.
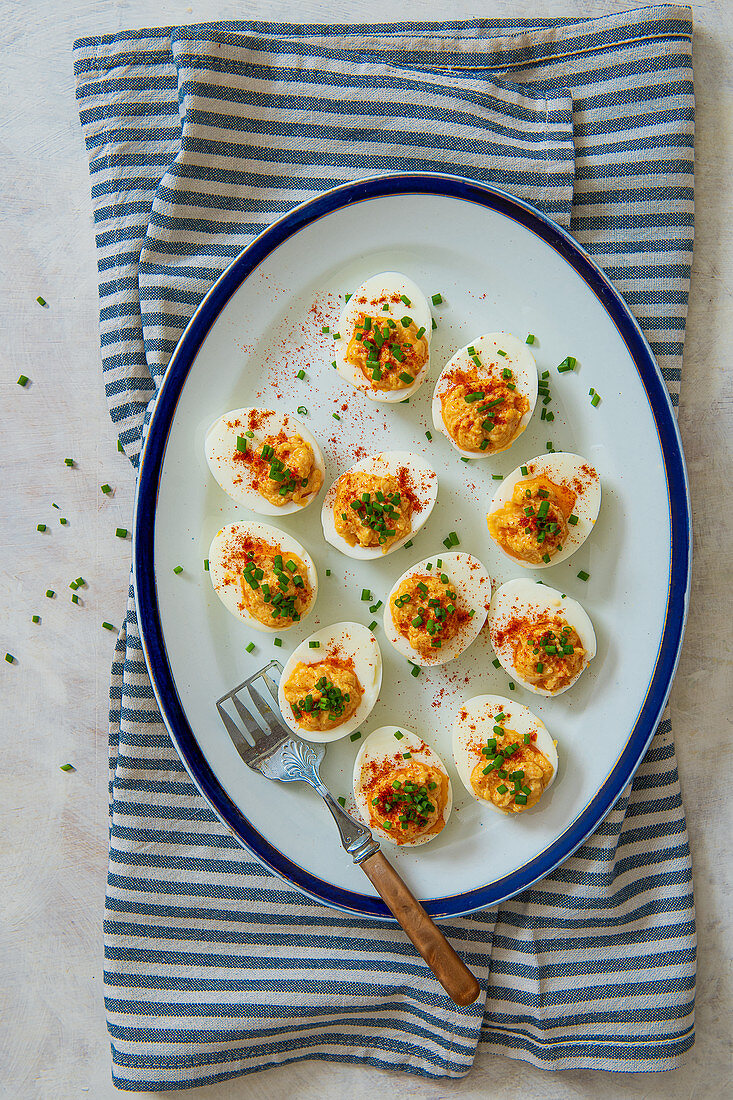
(74, 7, 696, 1090)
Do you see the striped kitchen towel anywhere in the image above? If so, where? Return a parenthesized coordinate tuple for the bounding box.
(74, 7, 696, 1090)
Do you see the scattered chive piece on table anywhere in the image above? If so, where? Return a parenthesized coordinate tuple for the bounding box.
(431, 292, 442, 305)
(546, 411, 554, 421)
(368, 620, 378, 631)
(102, 622, 116, 631)
(508, 681, 515, 690)
(69, 580, 78, 590)
(410, 664, 420, 677)
(75, 577, 85, 587)
(52, 502, 59, 509)
(577, 570, 590, 581)
(350, 731, 361, 742)
(425, 430, 432, 441)
(64, 458, 74, 467)
(101, 483, 112, 494)
(203, 559, 210, 570)
(526, 333, 535, 344)
(460, 457, 470, 463)
(273, 638, 282, 647)
(5, 653, 15, 663)
(17, 374, 29, 387)
(404, 540, 413, 549)
(59, 517, 68, 525)
(37, 523, 46, 532)
(591, 393, 601, 407)
(36, 296, 47, 306)
(557, 356, 577, 373)
(115, 527, 127, 538)
(361, 589, 371, 601)
(589, 387, 595, 395)
(46, 590, 55, 598)
(492, 473, 503, 480)
(546, 442, 554, 451)
(325, 568, 331, 577)
(308, 640, 320, 648)
(297, 406, 308, 415)
(369, 601, 382, 613)
(71, 594, 80, 604)
(337, 796, 346, 807)
(173, 565, 183, 574)
(117, 440, 124, 453)
(431, 317, 437, 330)
(59, 763, 75, 772)
(245, 642, 255, 653)
(32, 614, 40, 624)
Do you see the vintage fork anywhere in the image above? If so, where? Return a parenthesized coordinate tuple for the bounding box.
(216, 661, 480, 1007)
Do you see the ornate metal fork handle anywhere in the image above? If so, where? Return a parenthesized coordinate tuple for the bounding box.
(258, 738, 380, 864)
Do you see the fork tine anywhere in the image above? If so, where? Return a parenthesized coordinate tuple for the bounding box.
(230, 692, 264, 741)
(246, 679, 293, 739)
(260, 670, 280, 706)
(216, 700, 254, 757)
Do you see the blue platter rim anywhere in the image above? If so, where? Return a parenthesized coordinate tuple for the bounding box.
(134, 173, 691, 920)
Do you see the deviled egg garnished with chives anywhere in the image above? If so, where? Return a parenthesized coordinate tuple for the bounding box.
(432, 333, 537, 457)
(488, 579, 596, 696)
(353, 726, 452, 845)
(205, 408, 324, 514)
(333, 273, 432, 402)
(383, 551, 491, 665)
(453, 695, 557, 814)
(278, 622, 381, 743)
(208, 521, 317, 632)
(486, 452, 601, 567)
(321, 451, 438, 559)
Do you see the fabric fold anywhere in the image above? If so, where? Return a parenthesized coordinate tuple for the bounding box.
(74, 7, 695, 1091)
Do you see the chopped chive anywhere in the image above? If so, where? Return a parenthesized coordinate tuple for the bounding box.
(526, 333, 535, 344)
(402, 752, 412, 759)
(36, 296, 47, 306)
(350, 731, 362, 742)
(404, 540, 413, 549)
(245, 642, 255, 653)
(568, 514, 579, 525)
(589, 387, 595, 396)
(400, 294, 411, 306)
(37, 523, 46, 532)
(398, 372, 413, 384)
(69, 580, 78, 590)
(52, 502, 59, 508)
(71, 593, 80, 604)
(447, 531, 459, 546)
(577, 570, 590, 581)
(345, 293, 352, 302)
(332, 413, 340, 420)
(508, 682, 515, 690)
(425, 430, 432, 441)
(322, 325, 329, 333)
(332, 332, 341, 339)
(497, 349, 507, 357)
(117, 440, 124, 453)
(297, 406, 308, 416)
(64, 458, 74, 467)
(541, 407, 546, 421)
(401, 315, 412, 327)
(591, 393, 601, 407)
(410, 664, 420, 677)
(102, 621, 116, 631)
(101, 483, 112, 494)
(416, 326, 426, 339)
(308, 641, 320, 648)
(296, 369, 305, 380)
(32, 614, 40, 623)
(273, 638, 283, 647)
(59, 517, 68, 525)
(557, 356, 577, 373)
(45, 590, 54, 598)
(325, 569, 331, 577)
(236, 435, 246, 453)
(5, 653, 15, 663)
(115, 528, 127, 539)
(337, 796, 346, 807)
(361, 589, 371, 601)
(431, 292, 442, 305)
(203, 559, 210, 571)
(491, 474, 503, 480)
(331, 361, 337, 369)
(173, 565, 183, 574)
(492, 658, 501, 668)
(546, 411, 554, 421)
(431, 317, 437, 330)
(59, 763, 76, 772)
(460, 457, 470, 463)
(546, 442, 554, 452)
(17, 374, 29, 386)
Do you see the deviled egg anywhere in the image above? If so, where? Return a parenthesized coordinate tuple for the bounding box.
(383, 552, 491, 666)
(332, 273, 432, 402)
(452, 694, 557, 814)
(205, 407, 324, 515)
(487, 452, 601, 567)
(321, 451, 438, 559)
(278, 622, 381, 742)
(488, 578, 596, 696)
(208, 521, 317, 632)
(353, 726, 452, 845)
(432, 333, 537, 458)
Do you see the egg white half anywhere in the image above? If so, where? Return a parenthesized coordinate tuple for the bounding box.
(205, 407, 325, 515)
(277, 622, 382, 742)
(321, 451, 438, 560)
(353, 726, 453, 846)
(383, 551, 492, 666)
(333, 272, 432, 402)
(488, 578, 597, 696)
(432, 332, 538, 458)
(487, 452, 601, 568)
(208, 521, 318, 633)
(452, 694, 557, 813)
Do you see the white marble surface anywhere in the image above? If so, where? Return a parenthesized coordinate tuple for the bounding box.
(1, 1, 731, 1098)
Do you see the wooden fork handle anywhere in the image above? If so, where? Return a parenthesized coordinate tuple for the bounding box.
(359, 850, 481, 1006)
